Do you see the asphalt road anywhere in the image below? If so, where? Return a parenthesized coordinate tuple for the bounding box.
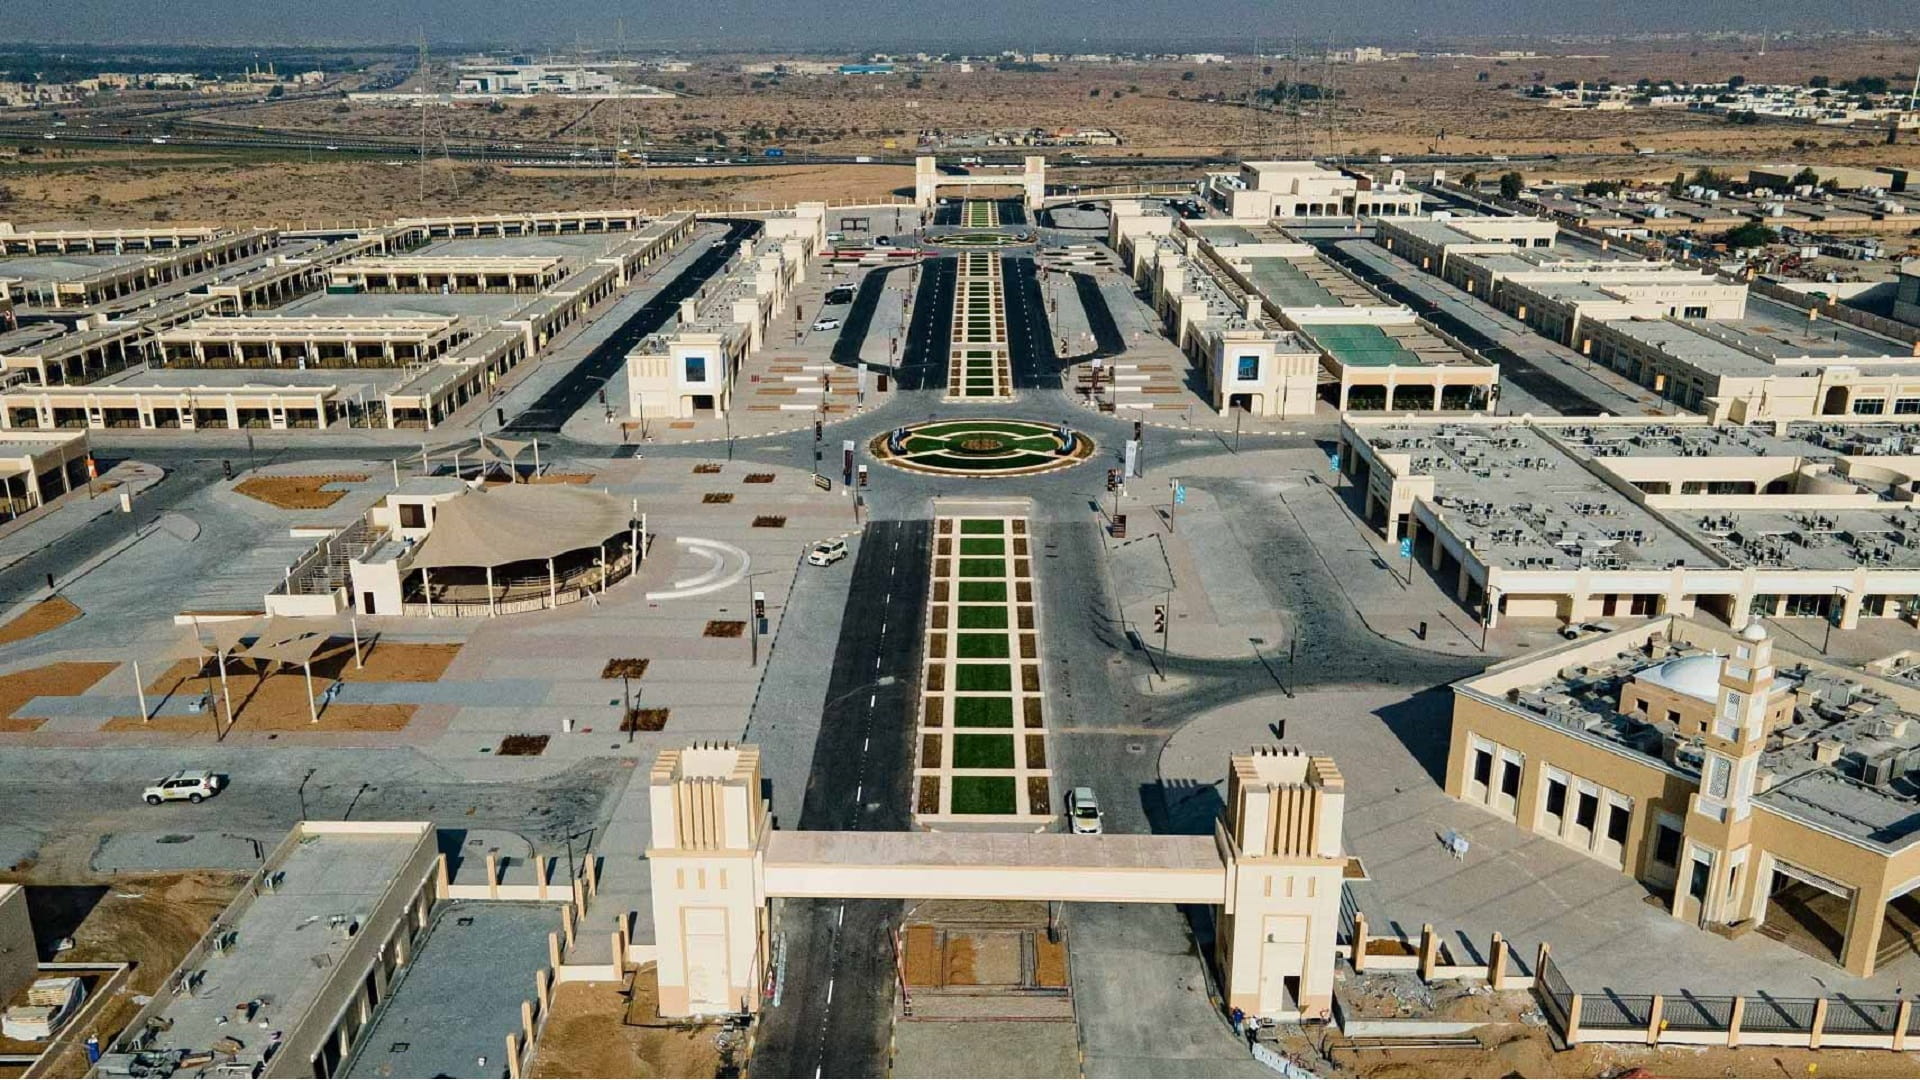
(504, 219, 758, 432)
(1003, 256, 1061, 390)
(749, 519, 930, 1080)
(896, 257, 954, 393)
(0, 457, 223, 608)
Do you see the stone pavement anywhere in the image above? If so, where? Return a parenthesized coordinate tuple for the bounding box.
(1160, 686, 1920, 999)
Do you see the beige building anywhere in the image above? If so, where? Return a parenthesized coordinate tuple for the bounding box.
(1892, 260, 1919, 329)
(626, 207, 821, 421)
(1203, 161, 1424, 221)
(647, 742, 1348, 1022)
(1339, 413, 1920, 630)
(1451, 617, 1920, 977)
(1, 383, 344, 432)
(0, 431, 89, 521)
(1111, 204, 1497, 416)
(1377, 217, 1920, 422)
(93, 821, 440, 1079)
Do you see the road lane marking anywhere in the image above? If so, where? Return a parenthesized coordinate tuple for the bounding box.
(827, 978, 835, 1004)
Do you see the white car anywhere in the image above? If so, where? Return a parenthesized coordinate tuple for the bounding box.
(826, 232, 845, 243)
(811, 317, 842, 332)
(1067, 787, 1102, 835)
(1558, 620, 1618, 640)
(806, 539, 848, 566)
(144, 769, 223, 805)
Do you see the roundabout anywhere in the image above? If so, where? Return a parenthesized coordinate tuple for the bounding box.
(869, 418, 1095, 477)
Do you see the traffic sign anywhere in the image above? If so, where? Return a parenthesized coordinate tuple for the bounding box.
(1173, 482, 1186, 506)
(1399, 537, 1413, 560)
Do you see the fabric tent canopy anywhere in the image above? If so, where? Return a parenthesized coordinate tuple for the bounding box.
(408, 484, 633, 571)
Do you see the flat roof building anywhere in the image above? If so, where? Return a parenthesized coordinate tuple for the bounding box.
(1113, 203, 1498, 416)
(1202, 161, 1425, 222)
(1338, 413, 1920, 631)
(95, 822, 439, 1079)
(1451, 617, 1920, 977)
(1378, 217, 1920, 422)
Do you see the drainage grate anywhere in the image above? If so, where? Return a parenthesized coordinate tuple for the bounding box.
(389, 1043, 410, 1054)
(456, 916, 475, 927)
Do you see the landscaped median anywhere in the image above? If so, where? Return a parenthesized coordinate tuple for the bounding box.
(914, 515, 1053, 827)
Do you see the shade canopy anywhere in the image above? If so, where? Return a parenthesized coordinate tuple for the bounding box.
(409, 484, 632, 571)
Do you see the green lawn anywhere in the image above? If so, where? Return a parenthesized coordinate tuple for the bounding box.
(956, 606, 1008, 629)
(953, 697, 1015, 727)
(960, 519, 1005, 535)
(953, 733, 1015, 769)
(958, 581, 1007, 603)
(950, 775, 1018, 815)
(958, 558, 1006, 578)
(955, 663, 1012, 691)
(959, 538, 1005, 556)
(956, 633, 1009, 659)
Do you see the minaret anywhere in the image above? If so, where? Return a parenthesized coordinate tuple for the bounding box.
(1673, 622, 1774, 928)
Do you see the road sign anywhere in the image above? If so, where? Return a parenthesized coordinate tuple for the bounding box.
(813, 474, 832, 491)
(1124, 439, 1139, 478)
(1328, 452, 1341, 473)
(1173, 482, 1186, 506)
(1399, 537, 1413, 560)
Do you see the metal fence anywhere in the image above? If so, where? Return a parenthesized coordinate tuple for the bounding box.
(1740, 996, 1819, 1034)
(1537, 952, 1573, 1028)
(1825, 997, 1900, 1036)
(1660, 995, 1735, 1032)
(1579, 993, 1655, 1031)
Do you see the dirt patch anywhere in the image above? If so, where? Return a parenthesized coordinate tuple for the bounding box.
(107, 641, 458, 735)
(751, 515, 786, 528)
(917, 777, 940, 815)
(701, 492, 734, 504)
(1027, 776, 1051, 816)
(621, 707, 669, 732)
(0, 872, 241, 1078)
(529, 968, 728, 1079)
(0, 661, 120, 731)
(904, 925, 941, 987)
(1033, 932, 1068, 989)
(942, 935, 978, 986)
(483, 472, 595, 487)
(703, 620, 744, 638)
(498, 734, 550, 756)
(233, 473, 368, 510)
(601, 658, 649, 679)
(0, 597, 82, 647)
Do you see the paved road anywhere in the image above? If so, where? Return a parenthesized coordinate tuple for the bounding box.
(896, 257, 954, 393)
(505, 219, 758, 432)
(0, 458, 220, 608)
(749, 519, 930, 1079)
(1003, 256, 1061, 391)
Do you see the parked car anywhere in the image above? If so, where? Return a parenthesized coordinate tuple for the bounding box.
(1067, 787, 1102, 835)
(1558, 620, 1618, 640)
(810, 317, 842, 332)
(873, 235, 892, 247)
(826, 231, 846, 243)
(824, 289, 856, 306)
(806, 539, 848, 566)
(144, 769, 223, 805)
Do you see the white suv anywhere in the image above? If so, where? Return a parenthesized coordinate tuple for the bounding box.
(807, 539, 848, 566)
(144, 770, 223, 805)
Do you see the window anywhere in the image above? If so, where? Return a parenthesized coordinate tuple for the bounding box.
(1894, 398, 1920, 416)
(1545, 777, 1567, 816)
(1500, 759, 1522, 798)
(1472, 748, 1492, 786)
(1235, 354, 1260, 382)
(1606, 803, 1630, 844)
(1665, 709, 1681, 725)
(1852, 397, 1886, 415)
(1683, 305, 1708, 318)
(684, 355, 709, 383)
(1689, 858, 1711, 901)
(1654, 824, 1682, 866)
(399, 503, 425, 529)
(1575, 791, 1598, 829)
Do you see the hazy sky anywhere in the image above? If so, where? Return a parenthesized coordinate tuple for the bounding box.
(4, 0, 1915, 48)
